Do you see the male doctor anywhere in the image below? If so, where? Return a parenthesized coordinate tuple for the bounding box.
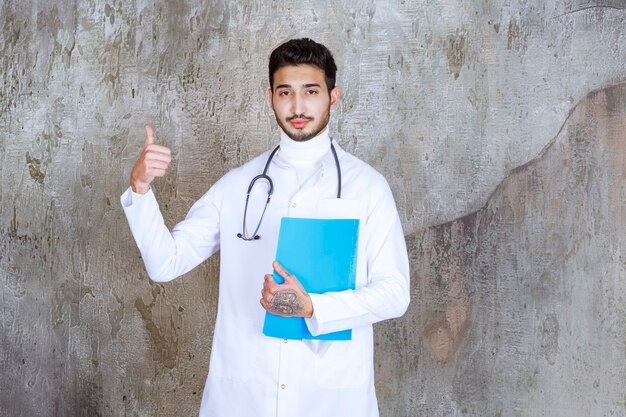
(121, 38, 410, 417)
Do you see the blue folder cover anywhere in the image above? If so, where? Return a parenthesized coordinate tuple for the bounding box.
(262, 217, 360, 340)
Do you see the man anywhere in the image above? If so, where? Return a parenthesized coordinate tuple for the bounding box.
(121, 38, 410, 417)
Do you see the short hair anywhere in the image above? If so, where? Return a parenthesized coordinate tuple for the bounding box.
(268, 38, 337, 92)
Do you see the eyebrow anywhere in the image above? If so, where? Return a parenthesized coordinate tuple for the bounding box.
(274, 83, 322, 90)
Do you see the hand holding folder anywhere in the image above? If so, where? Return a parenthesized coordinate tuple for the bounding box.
(262, 217, 360, 340)
(261, 260, 314, 318)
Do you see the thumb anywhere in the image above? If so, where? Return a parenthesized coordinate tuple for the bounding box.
(272, 261, 295, 284)
(144, 124, 155, 146)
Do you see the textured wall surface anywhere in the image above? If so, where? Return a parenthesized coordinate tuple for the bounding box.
(376, 82, 625, 417)
(0, 1, 624, 416)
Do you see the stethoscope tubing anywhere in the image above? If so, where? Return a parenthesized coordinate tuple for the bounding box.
(238, 140, 341, 241)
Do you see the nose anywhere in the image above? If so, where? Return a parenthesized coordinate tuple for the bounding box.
(291, 91, 305, 116)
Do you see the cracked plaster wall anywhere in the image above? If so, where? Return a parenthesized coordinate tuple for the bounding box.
(0, 1, 624, 416)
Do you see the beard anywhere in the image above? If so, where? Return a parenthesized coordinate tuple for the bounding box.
(274, 110, 330, 142)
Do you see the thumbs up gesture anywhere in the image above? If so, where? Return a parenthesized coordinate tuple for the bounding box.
(130, 125, 172, 194)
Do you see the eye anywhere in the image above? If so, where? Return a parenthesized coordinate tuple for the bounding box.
(277, 90, 291, 96)
(306, 89, 318, 95)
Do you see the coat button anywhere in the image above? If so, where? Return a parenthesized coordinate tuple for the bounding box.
(281, 384, 286, 389)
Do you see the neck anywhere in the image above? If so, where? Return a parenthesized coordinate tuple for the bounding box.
(278, 127, 331, 165)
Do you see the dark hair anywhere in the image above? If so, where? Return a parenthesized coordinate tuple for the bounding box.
(268, 38, 337, 92)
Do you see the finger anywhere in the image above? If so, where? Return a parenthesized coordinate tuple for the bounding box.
(145, 144, 172, 155)
(148, 168, 168, 177)
(145, 158, 171, 170)
(272, 261, 293, 282)
(146, 145, 172, 162)
(144, 153, 171, 169)
(143, 165, 169, 178)
(264, 273, 277, 286)
(144, 125, 155, 146)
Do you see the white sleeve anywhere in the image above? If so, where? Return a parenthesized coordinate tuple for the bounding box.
(304, 179, 410, 336)
(120, 186, 221, 282)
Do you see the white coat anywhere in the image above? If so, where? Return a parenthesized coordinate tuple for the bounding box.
(121, 140, 410, 417)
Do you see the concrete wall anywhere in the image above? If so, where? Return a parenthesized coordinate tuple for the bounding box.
(377, 83, 626, 416)
(1, 1, 624, 416)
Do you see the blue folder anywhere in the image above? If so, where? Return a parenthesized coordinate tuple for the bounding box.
(262, 217, 360, 340)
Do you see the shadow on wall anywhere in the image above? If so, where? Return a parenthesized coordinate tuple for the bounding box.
(376, 81, 626, 416)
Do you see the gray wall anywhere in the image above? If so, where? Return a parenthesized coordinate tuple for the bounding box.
(1, 1, 624, 416)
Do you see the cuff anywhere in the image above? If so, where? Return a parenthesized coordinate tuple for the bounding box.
(304, 293, 322, 336)
(120, 186, 153, 208)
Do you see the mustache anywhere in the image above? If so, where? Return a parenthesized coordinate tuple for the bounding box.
(286, 114, 314, 122)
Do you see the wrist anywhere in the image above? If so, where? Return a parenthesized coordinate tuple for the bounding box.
(304, 295, 314, 318)
(131, 181, 150, 194)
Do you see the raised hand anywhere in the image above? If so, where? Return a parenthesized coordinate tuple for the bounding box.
(260, 261, 313, 318)
(130, 125, 172, 194)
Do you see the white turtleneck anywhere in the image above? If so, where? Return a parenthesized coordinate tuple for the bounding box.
(277, 127, 331, 188)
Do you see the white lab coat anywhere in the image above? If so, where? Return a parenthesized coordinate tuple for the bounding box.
(121, 140, 410, 417)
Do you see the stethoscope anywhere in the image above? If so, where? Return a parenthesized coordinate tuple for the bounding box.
(237, 140, 342, 241)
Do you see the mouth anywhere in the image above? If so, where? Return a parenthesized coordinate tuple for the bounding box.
(286, 115, 313, 129)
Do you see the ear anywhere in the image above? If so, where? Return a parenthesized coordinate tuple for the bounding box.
(268, 87, 274, 111)
(330, 87, 340, 110)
